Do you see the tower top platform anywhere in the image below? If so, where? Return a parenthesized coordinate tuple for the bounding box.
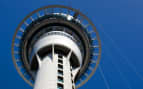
(11, 5, 101, 88)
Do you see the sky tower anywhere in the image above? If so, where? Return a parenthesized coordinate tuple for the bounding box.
(11, 5, 101, 89)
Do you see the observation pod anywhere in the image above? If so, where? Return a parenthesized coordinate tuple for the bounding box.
(11, 5, 101, 89)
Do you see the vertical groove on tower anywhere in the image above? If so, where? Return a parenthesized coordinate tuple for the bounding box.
(57, 54, 64, 89)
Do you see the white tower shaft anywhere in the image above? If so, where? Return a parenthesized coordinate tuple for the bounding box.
(31, 31, 82, 89)
(34, 53, 75, 89)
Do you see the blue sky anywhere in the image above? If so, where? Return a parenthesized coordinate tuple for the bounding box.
(0, 0, 143, 89)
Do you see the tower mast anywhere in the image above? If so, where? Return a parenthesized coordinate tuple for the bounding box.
(12, 5, 101, 89)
